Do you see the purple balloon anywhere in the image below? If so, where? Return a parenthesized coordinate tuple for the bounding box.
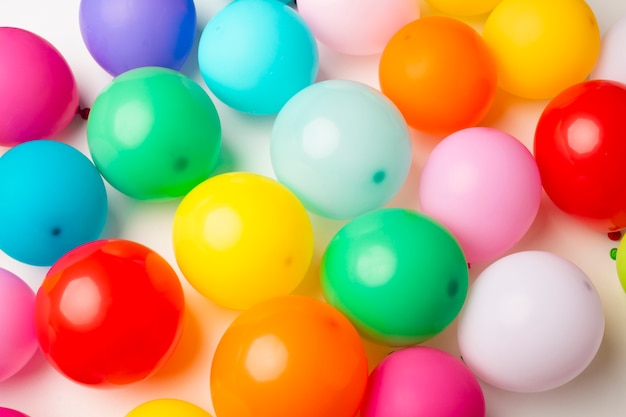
(0, 408, 29, 417)
(79, 0, 196, 76)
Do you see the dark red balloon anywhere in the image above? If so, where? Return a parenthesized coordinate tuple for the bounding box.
(534, 80, 626, 231)
(34, 239, 184, 387)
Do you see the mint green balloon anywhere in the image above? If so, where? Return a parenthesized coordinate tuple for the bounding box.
(321, 208, 468, 346)
(87, 67, 221, 199)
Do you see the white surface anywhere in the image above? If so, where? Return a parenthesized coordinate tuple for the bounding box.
(2, 1, 626, 416)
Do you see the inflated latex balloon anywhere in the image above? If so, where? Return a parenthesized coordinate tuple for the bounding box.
(211, 295, 368, 417)
(0, 408, 29, 417)
(426, 0, 501, 16)
(321, 208, 468, 346)
(591, 15, 626, 84)
(379, 16, 497, 135)
(458, 251, 604, 392)
(361, 347, 485, 417)
(534, 80, 626, 231)
(34, 239, 184, 387)
(173, 172, 314, 310)
(0, 27, 78, 146)
(126, 399, 213, 417)
(614, 234, 626, 292)
(420, 127, 541, 264)
(79, 0, 196, 76)
(198, 0, 318, 114)
(271, 80, 412, 219)
(296, 0, 419, 55)
(482, 0, 600, 99)
(87, 67, 221, 200)
(0, 269, 37, 383)
(0, 140, 107, 266)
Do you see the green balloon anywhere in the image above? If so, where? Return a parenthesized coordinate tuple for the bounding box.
(87, 67, 221, 199)
(321, 208, 468, 346)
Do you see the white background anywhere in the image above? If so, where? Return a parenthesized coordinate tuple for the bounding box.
(2, 0, 626, 416)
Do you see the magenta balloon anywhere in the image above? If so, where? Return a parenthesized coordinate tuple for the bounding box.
(79, 0, 196, 76)
(0, 408, 29, 417)
(0, 27, 78, 147)
(361, 347, 485, 417)
(0, 268, 37, 382)
(419, 127, 541, 264)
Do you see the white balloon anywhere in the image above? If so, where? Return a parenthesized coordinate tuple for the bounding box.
(457, 251, 605, 393)
(592, 15, 626, 83)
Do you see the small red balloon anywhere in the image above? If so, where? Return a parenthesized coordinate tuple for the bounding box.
(534, 80, 626, 230)
(34, 239, 185, 387)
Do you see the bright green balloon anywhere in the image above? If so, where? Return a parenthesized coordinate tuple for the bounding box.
(321, 208, 468, 346)
(616, 238, 626, 292)
(87, 67, 221, 199)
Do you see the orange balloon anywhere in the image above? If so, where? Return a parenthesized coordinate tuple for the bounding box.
(379, 16, 497, 135)
(211, 295, 369, 417)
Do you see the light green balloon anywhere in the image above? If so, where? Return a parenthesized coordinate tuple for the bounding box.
(87, 67, 221, 200)
(321, 208, 468, 346)
(616, 238, 626, 292)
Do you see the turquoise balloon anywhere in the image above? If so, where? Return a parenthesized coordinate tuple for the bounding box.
(198, 0, 318, 114)
(321, 208, 468, 346)
(87, 67, 221, 200)
(271, 80, 412, 219)
(0, 140, 108, 266)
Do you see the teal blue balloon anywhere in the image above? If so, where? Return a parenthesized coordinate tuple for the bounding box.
(271, 80, 412, 219)
(0, 140, 107, 266)
(321, 208, 468, 346)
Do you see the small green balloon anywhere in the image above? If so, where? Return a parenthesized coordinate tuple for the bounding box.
(321, 208, 468, 346)
(87, 67, 221, 199)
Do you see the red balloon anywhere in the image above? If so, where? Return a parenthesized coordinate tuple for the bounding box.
(534, 80, 626, 230)
(34, 239, 185, 387)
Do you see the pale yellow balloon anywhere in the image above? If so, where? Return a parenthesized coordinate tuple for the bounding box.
(126, 399, 213, 417)
(426, 0, 502, 16)
(482, 0, 600, 99)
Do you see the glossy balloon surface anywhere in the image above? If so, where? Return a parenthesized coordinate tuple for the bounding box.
(0, 140, 107, 266)
(271, 80, 412, 219)
(361, 347, 485, 417)
(126, 399, 213, 417)
(0, 269, 37, 383)
(458, 251, 604, 392)
(198, 0, 318, 114)
(79, 0, 196, 75)
(420, 127, 541, 264)
(87, 67, 221, 200)
(34, 239, 185, 387)
(211, 295, 368, 417)
(483, 0, 600, 99)
(426, 0, 501, 16)
(173, 172, 314, 310)
(321, 208, 468, 346)
(297, 0, 419, 55)
(0, 27, 78, 146)
(379, 16, 497, 135)
(534, 80, 626, 230)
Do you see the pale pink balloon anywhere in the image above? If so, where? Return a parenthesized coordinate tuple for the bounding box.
(0, 268, 37, 382)
(419, 127, 541, 264)
(0, 27, 79, 147)
(296, 0, 420, 56)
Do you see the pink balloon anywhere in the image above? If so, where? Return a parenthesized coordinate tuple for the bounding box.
(0, 268, 37, 382)
(419, 127, 541, 264)
(296, 0, 420, 56)
(361, 346, 485, 417)
(0, 27, 79, 147)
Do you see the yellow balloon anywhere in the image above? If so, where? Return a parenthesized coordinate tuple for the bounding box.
(126, 399, 213, 417)
(482, 0, 600, 99)
(172, 172, 314, 310)
(426, 0, 502, 16)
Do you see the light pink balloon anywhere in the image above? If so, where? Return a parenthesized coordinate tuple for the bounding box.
(419, 127, 541, 264)
(0, 268, 37, 382)
(0, 27, 79, 147)
(296, 0, 420, 56)
(361, 346, 485, 417)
